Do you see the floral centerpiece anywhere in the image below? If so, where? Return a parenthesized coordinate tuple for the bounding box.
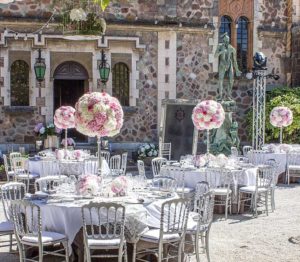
(138, 143, 158, 159)
(34, 123, 61, 149)
(75, 92, 124, 176)
(54, 106, 76, 150)
(192, 100, 225, 154)
(111, 176, 128, 196)
(76, 174, 102, 196)
(270, 106, 293, 143)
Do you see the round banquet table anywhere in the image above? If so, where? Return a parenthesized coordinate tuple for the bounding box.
(29, 190, 179, 256)
(161, 165, 258, 189)
(28, 158, 110, 177)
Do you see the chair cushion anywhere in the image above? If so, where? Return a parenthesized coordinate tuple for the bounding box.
(0, 221, 14, 233)
(240, 186, 268, 193)
(16, 173, 40, 179)
(176, 187, 195, 194)
(88, 238, 121, 249)
(211, 188, 232, 195)
(7, 171, 15, 176)
(22, 231, 66, 244)
(288, 165, 300, 171)
(140, 229, 180, 243)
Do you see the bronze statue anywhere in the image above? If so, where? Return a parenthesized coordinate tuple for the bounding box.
(215, 33, 241, 101)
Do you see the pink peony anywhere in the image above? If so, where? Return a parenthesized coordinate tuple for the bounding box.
(270, 106, 293, 128)
(54, 106, 76, 129)
(192, 100, 225, 130)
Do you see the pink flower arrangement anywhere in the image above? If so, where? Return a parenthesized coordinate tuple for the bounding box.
(75, 92, 124, 138)
(270, 106, 293, 128)
(192, 100, 225, 130)
(111, 176, 128, 195)
(76, 174, 102, 196)
(54, 106, 76, 129)
(73, 150, 84, 160)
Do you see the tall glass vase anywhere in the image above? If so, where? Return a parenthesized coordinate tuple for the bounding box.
(97, 136, 103, 176)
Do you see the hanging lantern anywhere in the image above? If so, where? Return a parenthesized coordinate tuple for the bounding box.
(34, 49, 46, 82)
(98, 49, 110, 84)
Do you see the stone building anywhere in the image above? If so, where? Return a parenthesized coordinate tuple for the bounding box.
(0, 0, 299, 151)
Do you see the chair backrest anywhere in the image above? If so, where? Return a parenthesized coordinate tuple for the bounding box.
(230, 147, 239, 157)
(160, 198, 189, 236)
(11, 200, 42, 244)
(287, 150, 300, 166)
(151, 176, 177, 192)
(151, 157, 167, 177)
(84, 157, 99, 175)
(96, 150, 110, 163)
(194, 181, 210, 212)
(159, 142, 171, 160)
(1, 182, 26, 221)
(109, 155, 121, 175)
(11, 157, 27, 175)
(81, 202, 126, 244)
(195, 192, 215, 228)
(121, 152, 128, 175)
(137, 160, 146, 178)
(205, 167, 232, 190)
(41, 159, 59, 177)
(3, 154, 11, 181)
(256, 165, 273, 189)
(162, 166, 185, 194)
(242, 146, 253, 157)
(9, 152, 21, 163)
(264, 159, 279, 186)
(34, 176, 64, 193)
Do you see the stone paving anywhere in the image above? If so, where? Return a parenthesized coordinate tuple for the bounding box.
(0, 184, 300, 261)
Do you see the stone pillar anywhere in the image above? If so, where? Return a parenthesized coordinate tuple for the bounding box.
(157, 31, 177, 128)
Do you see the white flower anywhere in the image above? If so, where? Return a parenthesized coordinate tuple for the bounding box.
(70, 8, 87, 22)
(141, 147, 145, 152)
(145, 144, 150, 150)
(150, 144, 155, 149)
(148, 151, 153, 157)
(39, 127, 45, 134)
(153, 150, 157, 156)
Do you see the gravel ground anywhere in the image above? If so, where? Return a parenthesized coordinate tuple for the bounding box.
(0, 184, 299, 262)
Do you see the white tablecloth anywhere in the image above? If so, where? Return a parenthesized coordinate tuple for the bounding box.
(28, 159, 110, 177)
(33, 192, 178, 253)
(161, 166, 257, 189)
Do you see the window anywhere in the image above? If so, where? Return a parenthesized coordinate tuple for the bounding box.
(237, 17, 248, 72)
(219, 16, 232, 42)
(10, 60, 29, 106)
(112, 62, 130, 106)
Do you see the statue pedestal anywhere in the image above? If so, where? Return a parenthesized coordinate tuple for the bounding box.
(209, 100, 240, 156)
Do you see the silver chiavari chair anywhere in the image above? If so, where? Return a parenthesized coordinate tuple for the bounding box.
(96, 150, 111, 163)
(11, 200, 69, 261)
(151, 157, 167, 177)
(159, 142, 172, 160)
(137, 160, 146, 179)
(238, 165, 273, 217)
(109, 155, 121, 176)
(242, 145, 253, 157)
(136, 198, 189, 262)
(247, 150, 265, 165)
(41, 159, 60, 177)
(286, 150, 300, 184)
(121, 152, 128, 175)
(193, 181, 210, 211)
(3, 154, 15, 181)
(34, 176, 66, 193)
(185, 192, 215, 262)
(264, 159, 279, 212)
(81, 202, 127, 262)
(9, 152, 21, 164)
(84, 157, 99, 175)
(151, 176, 177, 192)
(0, 182, 26, 252)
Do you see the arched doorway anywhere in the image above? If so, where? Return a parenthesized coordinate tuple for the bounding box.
(53, 61, 88, 142)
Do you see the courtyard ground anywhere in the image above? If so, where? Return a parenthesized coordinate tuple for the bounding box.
(0, 184, 299, 262)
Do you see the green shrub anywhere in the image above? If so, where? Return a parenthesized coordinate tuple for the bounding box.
(247, 87, 300, 143)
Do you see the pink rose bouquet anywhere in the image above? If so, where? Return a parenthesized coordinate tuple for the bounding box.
(270, 106, 293, 128)
(111, 176, 127, 195)
(54, 106, 76, 129)
(75, 92, 124, 138)
(76, 174, 102, 196)
(192, 100, 225, 130)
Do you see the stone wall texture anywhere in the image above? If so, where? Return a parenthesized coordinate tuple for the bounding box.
(0, 0, 296, 146)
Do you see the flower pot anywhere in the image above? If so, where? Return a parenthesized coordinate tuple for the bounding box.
(44, 136, 59, 149)
(143, 157, 154, 166)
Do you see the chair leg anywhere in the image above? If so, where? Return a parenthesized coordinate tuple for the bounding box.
(271, 189, 275, 211)
(254, 194, 258, 218)
(132, 242, 137, 262)
(39, 246, 43, 262)
(195, 232, 201, 262)
(9, 233, 13, 252)
(265, 192, 269, 216)
(65, 241, 69, 262)
(237, 192, 241, 214)
(205, 228, 211, 262)
(225, 196, 228, 220)
(123, 243, 128, 262)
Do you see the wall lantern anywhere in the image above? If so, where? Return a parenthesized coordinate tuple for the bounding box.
(34, 49, 46, 82)
(98, 49, 110, 84)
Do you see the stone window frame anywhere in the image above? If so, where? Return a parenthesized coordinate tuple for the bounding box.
(10, 60, 30, 106)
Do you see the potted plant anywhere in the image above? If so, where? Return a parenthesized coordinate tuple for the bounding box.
(137, 143, 158, 166)
(34, 123, 62, 149)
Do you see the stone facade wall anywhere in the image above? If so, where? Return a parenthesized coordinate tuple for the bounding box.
(292, 26, 300, 87)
